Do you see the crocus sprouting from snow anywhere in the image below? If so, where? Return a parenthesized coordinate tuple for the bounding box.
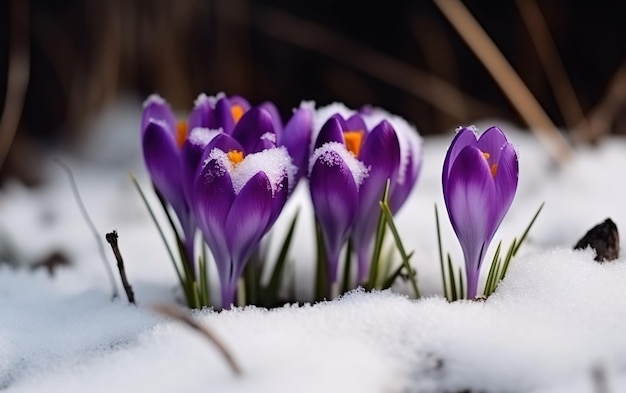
(309, 113, 406, 290)
(309, 104, 422, 288)
(141, 95, 196, 270)
(442, 126, 519, 299)
(193, 133, 296, 309)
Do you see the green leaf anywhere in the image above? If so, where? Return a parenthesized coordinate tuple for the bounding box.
(484, 240, 502, 296)
(341, 239, 353, 293)
(266, 209, 300, 304)
(199, 245, 210, 307)
(366, 181, 391, 291)
(447, 253, 456, 302)
(512, 202, 545, 257)
(130, 174, 192, 305)
(435, 204, 448, 301)
(314, 219, 328, 301)
(458, 267, 464, 300)
(380, 201, 420, 298)
(499, 238, 517, 282)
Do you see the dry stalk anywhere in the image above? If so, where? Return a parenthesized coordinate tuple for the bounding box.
(217, 2, 498, 124)
(0, 0, 31, 170)
(433, 0, 573, 165)
(150, 303, 243, 376)
(55, 158, 119, 300)
(516, 0, 590, 141)
(579, 62, 626, 142)
(105, 231, 136, 305)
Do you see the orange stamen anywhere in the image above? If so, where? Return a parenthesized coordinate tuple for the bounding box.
(490, 164, 498, 177)
(175, 121, 188, 148)
(231, 104, 245, 123)
(227, 150, 244, 165)
(482, 152, 491, 160)
(344, 130, 364, 156)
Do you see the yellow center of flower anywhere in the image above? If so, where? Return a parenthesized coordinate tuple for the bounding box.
(343, 130, 364, 156)
(481, 151, 498, 177)
(231, 104, 245, 123)
(227, 150, 244, 165)
(175, 121, 188, 148)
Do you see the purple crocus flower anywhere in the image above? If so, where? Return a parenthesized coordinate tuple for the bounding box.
(357, 106, 423, 214)
(308, 116, 369, 291)
(278, 102, 314, 186)
(310, 112, 407, 289)
(442, 126, 519, 299)
(193, 134, 296, 309)
(141, 94, 196, 270)
(193, 94, 313, 190)
(310, 103, 422, 285)
(189, 93, 251, 134)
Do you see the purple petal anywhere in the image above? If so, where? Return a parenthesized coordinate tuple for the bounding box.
(141, 95, 176, 136)
(188, 95, 213, 130)
(225, 172, 273, 280)
(279, 105, 313, 183)
(309, 150, 359, 283)
(259, 101, 284, 140)
(267, 175, 289, 231)
(229, 95, 251, 114)
(231, 107, 277, 153)
(442, 128, 478, 182)
(345, 114, 367, 132)
(351, 120, 401, 280)
(476, 126, 508, 168)
(214, 96, 237, 134)
(389, 147, 422, 214)
(314, 115, 346, 149)
(193, 157, 235, 295)
(142, 120, 186, 217)
(492, 142, 519, 229)
(443, 146, 496, 298)
(181, 128, 219, 207)
(205, 133, 244, 157)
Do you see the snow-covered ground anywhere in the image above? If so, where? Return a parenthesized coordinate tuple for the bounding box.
(1, 98, 625, 392)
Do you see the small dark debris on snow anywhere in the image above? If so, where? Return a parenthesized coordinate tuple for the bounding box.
(573, 218, 620, 262)
(30, 250, 71, 276)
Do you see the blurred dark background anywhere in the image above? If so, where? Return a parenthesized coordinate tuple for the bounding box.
(0, 0, 625, 185)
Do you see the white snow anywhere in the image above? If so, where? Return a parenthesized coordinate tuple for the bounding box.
(204, 146, 296, 195)
(308, 141, 370, 186)
(0, 99, 625, 393)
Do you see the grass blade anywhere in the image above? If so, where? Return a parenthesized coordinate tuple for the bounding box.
(512, 202, 544, 256)
(367, 181, 391, 291)
(380, 201, 420, 298)
(266, 209, 300, 303)
(447, 253, 456, 302)
(435, 204, 448, 301)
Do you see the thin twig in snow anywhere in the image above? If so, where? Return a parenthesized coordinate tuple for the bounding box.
(105, 231, 135, 305)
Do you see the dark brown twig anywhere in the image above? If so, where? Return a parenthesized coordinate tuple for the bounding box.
(105, 231, 135, 305)
(150, 303, 243, 376)
(0, 0, 31, 170)
(55, 159, 119, 299)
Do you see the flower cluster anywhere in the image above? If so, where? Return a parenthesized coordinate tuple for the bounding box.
(140, 94, 422, 309)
